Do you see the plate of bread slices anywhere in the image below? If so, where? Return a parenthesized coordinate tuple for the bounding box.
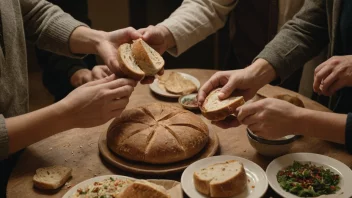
(63, 175, 182, 198)
(150, 71, 200, 98)
(181, 155, 268, 198)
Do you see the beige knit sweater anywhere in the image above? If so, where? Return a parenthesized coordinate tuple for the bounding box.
(0, 0, 85, 159)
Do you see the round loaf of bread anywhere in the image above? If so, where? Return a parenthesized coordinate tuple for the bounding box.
(107, 103, 209, 164)
(273, 94, 305, 108)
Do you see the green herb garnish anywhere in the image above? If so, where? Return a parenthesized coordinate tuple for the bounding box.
(277, 161, 340, 197)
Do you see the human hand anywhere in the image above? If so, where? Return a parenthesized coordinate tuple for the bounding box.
(235, 98, 302, 139)
(313, 55, 352, 96)
(197, 59, 276, 106)
(60, 74, 137, 128)
(138, 25, 175, 55)
(70, 65, 112, 88)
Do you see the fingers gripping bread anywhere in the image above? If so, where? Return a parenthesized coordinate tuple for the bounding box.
(201, 88, 245, 121)
(193, 160, 247, 197)
(117, 39, 164, 80)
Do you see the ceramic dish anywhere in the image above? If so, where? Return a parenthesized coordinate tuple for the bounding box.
(247, 128, 298, 157)
(266, 153, 352, 198)
(178, 93, 199, 110)
(149, 72, 200, 98)
(181, 155, 268, 198)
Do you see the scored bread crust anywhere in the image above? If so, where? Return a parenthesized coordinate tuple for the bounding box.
(118, 180, 170, 198)
(107, 103, 209, 164)
(201, 88, 245, 121)
(193, 160, 247, 197)
(117, 43, 145, 81)
(33, 165, 72, 190)
(131, 38, 164, 76)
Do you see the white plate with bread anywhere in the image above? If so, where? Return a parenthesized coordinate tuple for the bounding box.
(181, 155, 268, 198)
(150, 71, 201, 98)
(62, 175, 182, 198)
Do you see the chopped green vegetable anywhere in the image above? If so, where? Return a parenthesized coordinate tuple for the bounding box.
(277, 161, 340, 197)
(109, 177, 114, 181)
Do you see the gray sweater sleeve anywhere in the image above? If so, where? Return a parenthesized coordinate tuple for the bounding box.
(20, 0, 87, 57)
(255, 0, 329, 83)
(0, 115, 9, 160)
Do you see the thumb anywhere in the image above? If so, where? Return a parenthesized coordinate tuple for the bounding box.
(219, 78, 236, 100)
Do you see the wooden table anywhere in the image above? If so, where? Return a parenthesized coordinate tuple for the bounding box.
(7, 69, 352, 198)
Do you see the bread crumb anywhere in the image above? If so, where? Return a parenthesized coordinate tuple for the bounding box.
(49, 147, 52, 150)
(79, 145, 83, 148)
(251, 186, 255, 188)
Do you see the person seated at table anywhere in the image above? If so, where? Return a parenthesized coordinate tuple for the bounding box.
(137, 0, 324, 98)
(35, 0, 112, 101)
(196, 0, 352, 154)
(0, 0, 144, 195)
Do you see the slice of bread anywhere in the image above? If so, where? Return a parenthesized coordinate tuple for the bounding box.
(132, 38, 164, 76)
(117, 39, 164, 81)
(117, 43, 145, 80)
(118, 180, 170, 198)
(193, 160, 247, 197)
(165, 72, 197, 95)
(201, 88, 245, 121)
(33, 165, 72, 190)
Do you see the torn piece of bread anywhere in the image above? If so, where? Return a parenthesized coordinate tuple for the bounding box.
(201, 88, 245, 121)
(117, 39, 164, 81)
(117, 43, 145, 80)
(165, 72, 197, 95)
(193, 160, 247, 197)
(118, 180, 170, 198)
(33, 165, 72, 190)
(132, 38, 164, 76)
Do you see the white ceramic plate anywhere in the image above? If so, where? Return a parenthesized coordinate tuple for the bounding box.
(181, 155, 268, 198)
(149, 72, 200, 98)
(62, 175, 135, 198)
(266, 153, 352, 198)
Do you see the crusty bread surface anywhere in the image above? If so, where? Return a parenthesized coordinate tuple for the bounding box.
(107, 103, 209, 164)
(118, 180, 170, 198)
(33, 165, 72, 190)
(201, 88, 245, 121)
(193, 160, 247, 197)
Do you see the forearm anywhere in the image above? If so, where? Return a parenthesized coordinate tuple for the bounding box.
(5, 102, 73, 154)
(298, 109, 347, 144)
(69, 26, 107, 55)
(158, 0, 237, 56)
(247, 58, 277, 88)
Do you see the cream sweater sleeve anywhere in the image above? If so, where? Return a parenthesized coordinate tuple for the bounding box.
(20, 0, 87, 57)
(158, 0, 237, 57)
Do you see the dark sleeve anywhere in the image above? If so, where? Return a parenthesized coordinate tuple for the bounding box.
(254, 0, 329, 83)
(345, 113, 352, 154)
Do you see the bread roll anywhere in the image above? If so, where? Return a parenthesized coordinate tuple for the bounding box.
(107, 103, 209, 164)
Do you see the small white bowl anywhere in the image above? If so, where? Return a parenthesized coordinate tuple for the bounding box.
(247, 128, 298, 158)
(178, 93, 199, 110)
